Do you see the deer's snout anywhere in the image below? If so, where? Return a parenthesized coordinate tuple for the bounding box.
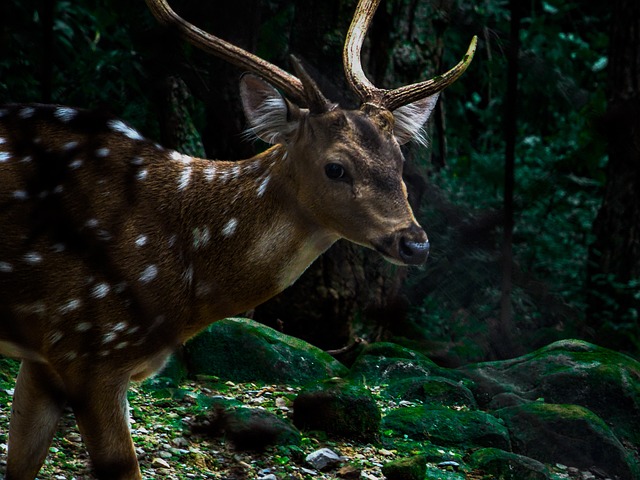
(398, 224, 429, 265)
(375, 223, 429, 266)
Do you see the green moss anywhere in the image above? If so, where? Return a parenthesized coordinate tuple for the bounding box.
(382, 406, 510, 450)
(185, 318, 347, 385)
(381, 455, 426, 480)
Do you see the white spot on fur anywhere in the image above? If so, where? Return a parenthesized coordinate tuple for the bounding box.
(139, 264, 158, 283)
(59, 299, 81, 314)
(257, 175, 271, 198)
(95, 147, 110, 158)
(137, 169, 148, 181)
(70, 159, 83, 169)
(130, 156, 144, 166)
(135, 235, 147, 247)
(0, 152, 10, 163)
(114, 341, 129, 350)
(91, 282, 110, 299)
(49, 331, 63, 344)
(63, 141, 78, 150)
(21, 155, 32, 163)
(222, 218, 238, 237)
(85, 218, 99, 228)
(18, 107, 35, 119)
(204, 164, 216, 182)
(178, 165, 192, 190)
(0, 137, 5, 144)
(113, 321, 128, 332)
(76, 322, 92, 332)
(54, 107, 77, 122)
(108, 119, 144, 141)
(102, 332, 117, 344)
(13, 190, 28, 200)
(0, 262, 14, 272)
(23, 252, 43, 264)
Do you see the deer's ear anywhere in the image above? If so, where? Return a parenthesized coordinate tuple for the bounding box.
(392, 93, 439, 146)
(240, 74, 301, 144)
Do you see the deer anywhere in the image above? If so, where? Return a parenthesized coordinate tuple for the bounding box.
(0, 0, 475, 477)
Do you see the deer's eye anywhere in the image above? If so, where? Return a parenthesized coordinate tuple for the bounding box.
(325, 163, 346, 180)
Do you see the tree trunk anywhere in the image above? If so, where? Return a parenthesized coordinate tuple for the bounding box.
(586, 0, 640, 352)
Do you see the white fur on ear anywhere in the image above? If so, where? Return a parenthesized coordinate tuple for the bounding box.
(392, 93, 439, 146)
(240, 74, 300, 144)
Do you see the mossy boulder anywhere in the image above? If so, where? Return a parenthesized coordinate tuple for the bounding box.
(293, 378, 380, 441)
(381, 455, 427, 480)
(469, 448, 550, 480)
(384, 376, 477, 409)
(458, 339, 640, 446)
(192, 402, 300, 451)
(496, 402, 639, 479)
(185, 317, 348, 384)
(382, 406, 510, 450)
(349, 342, 466, 385)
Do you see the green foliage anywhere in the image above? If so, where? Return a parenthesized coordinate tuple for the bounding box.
(406, 0, 611, 359)
(1, 0, 152, 130)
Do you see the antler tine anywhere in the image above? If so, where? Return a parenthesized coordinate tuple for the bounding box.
(382, 36, 477, 111)
(343, 0, 477, 110)
(145, 0, 307, 106)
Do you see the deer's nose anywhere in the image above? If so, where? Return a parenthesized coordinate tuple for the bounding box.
(398, 225, 429, 265)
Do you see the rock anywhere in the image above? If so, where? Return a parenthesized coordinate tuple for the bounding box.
(382, 406, 510, 450)
(381, 455, 427, 480)
(151, 457, 171, 468)
(191, 402, 300, 451)
(185, 317, 348, 384)
(459, 339, 640, 446)
(293, 378, 380, 441)
(337, 464, 361, 479)
(305, 448, 344, 470)
(384, 375, 477, 408)
(469, 448, 550, 480)
(349, 342, 465, 384)
(496, 402, 639, 479)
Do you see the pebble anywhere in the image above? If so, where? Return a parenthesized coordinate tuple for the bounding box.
(151, 457, 171, 468)
(306, 447, 345, 470)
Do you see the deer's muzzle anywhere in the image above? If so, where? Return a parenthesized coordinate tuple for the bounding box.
(376, 224, 429, 266)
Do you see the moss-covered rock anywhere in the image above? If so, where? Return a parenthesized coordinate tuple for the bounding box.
(293, 378, 380, 441)
(382, 406, 510, 450)
(458, 339, 640, 446)
(384, 376, 478, 409)
(496, 402, 639, 479)
(191, 402, 301, 451)
(381, 455, 427, 480)
(349, 342, 466, 385)
(184, 318, 348, 385)
(469, 448, 550, 480)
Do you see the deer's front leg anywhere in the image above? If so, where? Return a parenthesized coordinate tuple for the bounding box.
(68, 374, 141, 480)
(7, 360, 66, 480)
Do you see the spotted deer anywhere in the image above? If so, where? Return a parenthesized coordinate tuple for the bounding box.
(0, 0, 475, 477)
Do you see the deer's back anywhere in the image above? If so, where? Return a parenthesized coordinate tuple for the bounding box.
(0, 104, 189, 371)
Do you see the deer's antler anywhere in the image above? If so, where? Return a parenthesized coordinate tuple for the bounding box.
(344, 0, 477, 111)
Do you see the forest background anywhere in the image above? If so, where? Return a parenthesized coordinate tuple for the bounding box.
(1, 0, 638, 365)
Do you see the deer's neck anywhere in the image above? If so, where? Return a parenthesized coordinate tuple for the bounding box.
(158, 146, 336, 339)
